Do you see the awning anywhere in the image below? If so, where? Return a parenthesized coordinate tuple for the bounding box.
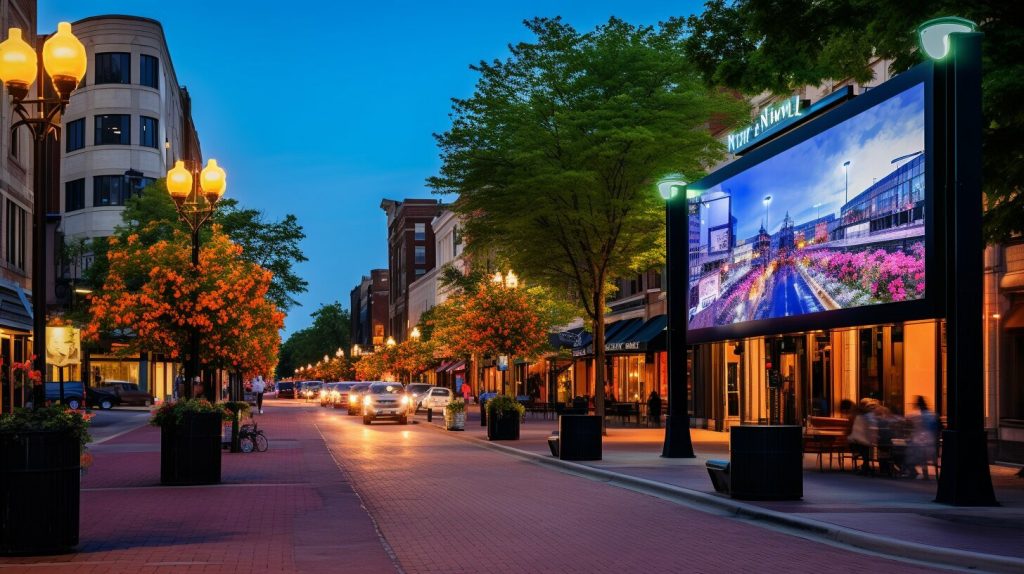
(0, 280, 32, 333)
(444, 360, 466, 373)
(571, 318, 642, 358)
(602, 318, 645, 352)
(549, 327, 588, 350)
(605, 315, 667, 353)
(435, 361, 455, 373)
(1004, 304, 1024, 330)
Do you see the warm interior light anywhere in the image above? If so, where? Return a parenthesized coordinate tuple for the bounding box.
(386, 336, 396, 347)
(917, 17, 977, 61)
(492, 271, 504, 285)
(410, 327, 421, 339)
(200, 158, 226, 202)
(166, 160, 192, 201)
(0, 28, 38, 91)
(42, 22, 87, 95)
(505, 271, 518, 289)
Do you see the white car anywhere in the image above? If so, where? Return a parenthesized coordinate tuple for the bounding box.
(362, 383, 410, 425)
(419, 386, 454, 411)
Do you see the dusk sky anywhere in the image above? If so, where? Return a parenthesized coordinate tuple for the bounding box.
(39, 0, 704, 335)
(697, 82, 926, 243)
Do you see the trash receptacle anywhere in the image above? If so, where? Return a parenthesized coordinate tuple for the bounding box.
(729, 425, 802, 500)
(558, 415, 601, 461)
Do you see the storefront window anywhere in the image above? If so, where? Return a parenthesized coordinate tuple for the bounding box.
(92, 360, 140, 386)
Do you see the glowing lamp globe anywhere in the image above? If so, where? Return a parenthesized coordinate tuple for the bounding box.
(200, 159, 226, 203)
(0, 28, 37, 92)
(656, 176, 687, 201)
(166, 161, 192, 202)
(917, 17, 977, 61)
(42, 22, 87, 96)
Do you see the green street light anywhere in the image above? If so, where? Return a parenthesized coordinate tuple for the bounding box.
(656, 175, 687, 201)
(917, 16, 977, 61)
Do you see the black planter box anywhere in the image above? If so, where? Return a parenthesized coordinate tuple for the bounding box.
(558, 415, 602, 461)
(0, 430, 80, 555)
(487, 411, 520, 441)
(161, 412, 223, 485)
(729, 425, 802, 500)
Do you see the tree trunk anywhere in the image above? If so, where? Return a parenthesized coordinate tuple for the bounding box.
(593, 286, 607, 435)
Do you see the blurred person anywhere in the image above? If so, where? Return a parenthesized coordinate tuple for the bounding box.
(848, 400, 877, 473)
(906, 396, 939, 479)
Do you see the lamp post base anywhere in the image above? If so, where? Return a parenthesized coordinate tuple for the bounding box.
(661, 414, 695, 458)
(935, 429, 998, 506)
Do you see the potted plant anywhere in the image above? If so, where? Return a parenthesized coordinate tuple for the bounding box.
(486, 395, 524, 441)
(0, 404, 92, 555)
(151, 398, 229, 485)
(444, 398, 466, 431)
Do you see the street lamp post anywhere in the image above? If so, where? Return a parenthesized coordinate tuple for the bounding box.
(842, 160, 851, 205)
(165, 159, 227, 400)
(657, 176, 696, 458)
(0, 23, 87, 408)
(762, 195, 772, 231)
(492, 270, 519, 394)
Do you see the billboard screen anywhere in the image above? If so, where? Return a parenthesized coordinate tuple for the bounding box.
(685, 67, 937, 343)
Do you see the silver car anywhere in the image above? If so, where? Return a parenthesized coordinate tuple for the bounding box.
(362, 382, 410, 425)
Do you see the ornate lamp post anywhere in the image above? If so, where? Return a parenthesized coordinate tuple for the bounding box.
(657, 176, 696, 458)
(0, 23, 86, 406)
(165, 158, 227, 399)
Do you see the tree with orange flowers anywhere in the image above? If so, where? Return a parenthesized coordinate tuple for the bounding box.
(84, 226, 283, 379)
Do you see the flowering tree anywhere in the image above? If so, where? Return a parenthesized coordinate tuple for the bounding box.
(84, 227, 283, 378)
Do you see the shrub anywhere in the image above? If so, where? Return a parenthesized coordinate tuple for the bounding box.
(150, 398, 229, 427)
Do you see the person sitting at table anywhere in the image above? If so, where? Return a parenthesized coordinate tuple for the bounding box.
(905, 396, 939, 479)
(873, 405, 899, 476)
(847, 400, 877, 473)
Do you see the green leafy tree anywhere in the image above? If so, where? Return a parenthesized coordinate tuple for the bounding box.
(278, 302, 352, 376)
(680, 0, 1022, 242)
(429, 17, 745, 418)
(79, 180, 308, 310)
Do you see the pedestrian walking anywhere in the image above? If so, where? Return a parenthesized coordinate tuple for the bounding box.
(253, 375, 266, 414)
(647, 390, 662, 427)
(461, 382, 473, 405)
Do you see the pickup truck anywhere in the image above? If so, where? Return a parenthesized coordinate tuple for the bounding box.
(90, 381, 154, 408)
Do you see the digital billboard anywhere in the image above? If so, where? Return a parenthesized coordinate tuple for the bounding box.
(684, 67, 937, 343)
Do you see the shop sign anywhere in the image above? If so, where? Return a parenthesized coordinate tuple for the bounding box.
(46, 326, 81, 367)
(727, 96, 802, 154)
(572, 346, 591, 357)
(605, 341, 642, 352)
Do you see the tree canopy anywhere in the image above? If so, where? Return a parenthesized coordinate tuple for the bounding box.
(680, 0, 1022, 242)
(430, 17, 745, 413)
(278, 302, 352, 377)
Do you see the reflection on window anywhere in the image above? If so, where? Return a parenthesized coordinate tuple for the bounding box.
(95, 53, 130, 84)
(415, 222, 426, 241)
(94, 175, 131, 206)
(66, 118, 85, 152)
(140, 116, 158, 148)
(140, 54, 159, 89)
(65, 179, 86, 211)
(95, 115, 130, 145)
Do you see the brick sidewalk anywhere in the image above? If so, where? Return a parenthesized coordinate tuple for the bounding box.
(424, 409, 1024, 562)
(0, 400, 396, 574)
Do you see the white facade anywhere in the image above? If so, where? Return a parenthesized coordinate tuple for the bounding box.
(59, 16, 195, 243)
(407, 210, 464, 328)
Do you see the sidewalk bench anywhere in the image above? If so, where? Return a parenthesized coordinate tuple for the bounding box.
(706, 459, 730, 494)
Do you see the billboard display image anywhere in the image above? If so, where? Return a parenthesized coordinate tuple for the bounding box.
(686, 79, 929, 340)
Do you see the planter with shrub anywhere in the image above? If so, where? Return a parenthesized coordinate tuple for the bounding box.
(486, 395, 524, 441)
(444, 398, 466, 431)
(151, 399, 228, 485)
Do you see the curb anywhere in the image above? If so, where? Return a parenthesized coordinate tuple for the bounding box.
(422, 420, 1024, 574)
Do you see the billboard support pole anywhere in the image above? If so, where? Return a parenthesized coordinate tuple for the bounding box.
(663, 195, 695, 458)
(935, 31, 997, 506)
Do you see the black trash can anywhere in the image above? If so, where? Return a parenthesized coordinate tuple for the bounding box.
(558, 415, 602, 461)
(161, 411, 223, 485)
(480, 399, 487, 427)
(487, 411, 520, 441)
(0, 430, 80, 555)
(729, 425, 802, 500)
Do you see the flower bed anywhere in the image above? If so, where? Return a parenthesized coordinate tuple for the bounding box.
(801, 242, 925, 306)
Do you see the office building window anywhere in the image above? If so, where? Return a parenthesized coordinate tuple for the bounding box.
(415, 246, 426, 264)
(65, 179, 86, 212)
(415, 222, 426, 241)
(66, 118, 85, 152)
(140, 54, 159, 89)
(95, 52, 131, 84)
(140, 116, 158, 148)
(5, 200, 25, 270)
(9, 128, 17, 158)
(94, 175, 131, 206)
(415, 267, 426, 277)
(95, 115, 130, 145)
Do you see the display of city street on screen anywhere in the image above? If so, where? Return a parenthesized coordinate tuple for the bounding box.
(687, 82, 926, 333)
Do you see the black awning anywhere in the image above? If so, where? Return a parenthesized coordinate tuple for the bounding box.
(550, 327, 588, 350)
(605, 315, 667, 353)
(602, 318, 644, 353)
(0, 281, 32, 333)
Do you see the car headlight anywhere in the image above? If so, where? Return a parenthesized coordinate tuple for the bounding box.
(401, 396, 410, 406)
(363, 395, 372, 406)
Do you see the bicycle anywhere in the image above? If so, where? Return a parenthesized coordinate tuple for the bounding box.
(239, 420, 269, 453)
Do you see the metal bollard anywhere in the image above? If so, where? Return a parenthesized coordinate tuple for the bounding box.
(427, 408, 433, 422)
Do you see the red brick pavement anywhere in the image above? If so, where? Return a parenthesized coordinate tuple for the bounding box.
(317, 407, 944, 574)
(0, 399, 396, 574)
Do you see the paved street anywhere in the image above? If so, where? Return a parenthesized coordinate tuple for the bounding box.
(755, 262, 825, 319)
(0, 399, 955, 573)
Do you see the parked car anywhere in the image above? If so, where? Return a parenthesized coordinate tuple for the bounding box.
(405, 383, 433, 413)
(346, 383, 373, 415)
(330, 382, 359, 409)
(361, 382, 409, 425)
(277, 381, 296, 399)
(420, 386, 454, 411)
(42, 382, 86, 410)
(91, 381, 155, 407)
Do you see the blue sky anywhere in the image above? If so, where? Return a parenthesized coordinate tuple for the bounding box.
(39, 0, 705, 336)
(698, 83, 925, 243)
